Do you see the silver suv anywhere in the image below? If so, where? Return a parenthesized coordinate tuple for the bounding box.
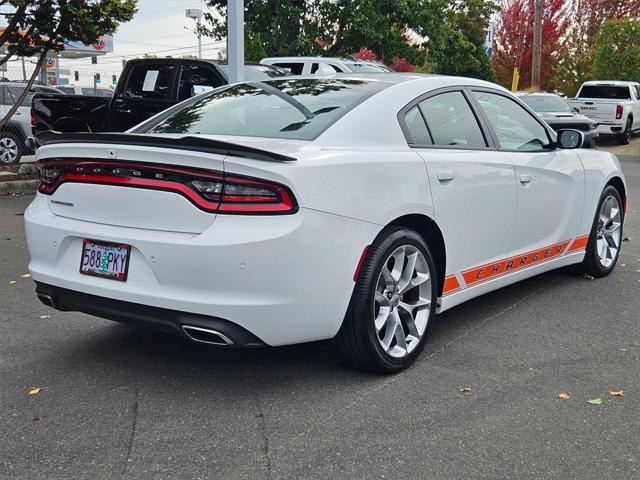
(0, 82, 62, 165)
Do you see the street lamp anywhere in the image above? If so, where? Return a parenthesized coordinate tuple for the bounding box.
(185, 8, 203, 59)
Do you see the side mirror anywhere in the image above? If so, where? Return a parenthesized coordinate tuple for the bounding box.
(557, 129, 584, 149)
(192, 85, 214, 96)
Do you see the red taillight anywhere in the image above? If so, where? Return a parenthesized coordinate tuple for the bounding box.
(37, 159, 297, 215)
(616, 105, 623, 120)
(30, 100, 37, 128)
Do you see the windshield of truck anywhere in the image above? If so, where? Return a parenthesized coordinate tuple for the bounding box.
(578, 85, 631, 100)
(144, 78, 387, 140)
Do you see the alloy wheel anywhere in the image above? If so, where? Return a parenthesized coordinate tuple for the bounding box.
(0, 136, 19, 164)
(373, 245, 432, 359)
(596, 195, 622, 268)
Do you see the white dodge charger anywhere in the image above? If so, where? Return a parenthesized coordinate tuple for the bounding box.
(26, 74, 626, 372)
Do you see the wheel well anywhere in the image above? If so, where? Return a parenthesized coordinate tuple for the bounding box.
(607, 177, 627, 213)
(387, 214, 446, 296)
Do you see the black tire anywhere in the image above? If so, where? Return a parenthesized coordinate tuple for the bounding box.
(0, 130, 23, 166)
(617, 117, 632, 145)
(580, 185, 624, 277)
(335, 226, 438, 373)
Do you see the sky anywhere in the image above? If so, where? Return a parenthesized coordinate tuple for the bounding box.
(3, 0, 226, 82)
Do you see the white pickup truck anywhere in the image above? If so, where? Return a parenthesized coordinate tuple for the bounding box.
(567, 80, 640, 145)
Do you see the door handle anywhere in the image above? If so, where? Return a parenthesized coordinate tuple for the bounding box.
(519, 173, 532, 185)
(437, 170, 455, 182)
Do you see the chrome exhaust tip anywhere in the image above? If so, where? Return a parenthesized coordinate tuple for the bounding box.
(182, 325, 234, 346)
(37, 293, 56, 309)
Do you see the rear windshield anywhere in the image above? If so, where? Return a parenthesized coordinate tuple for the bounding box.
(143, 78, 387, 140)
(520, 95, 573, 113)
(578, 85, 631, 99)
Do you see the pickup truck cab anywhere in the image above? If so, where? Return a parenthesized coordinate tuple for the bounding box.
(567, 80, 640, 144)
(32, 58, 287, 136)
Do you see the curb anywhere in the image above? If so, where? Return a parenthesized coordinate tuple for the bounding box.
(0, 179, 38, 195)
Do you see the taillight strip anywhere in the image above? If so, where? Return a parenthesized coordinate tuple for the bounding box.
(37, 159, 297, 215)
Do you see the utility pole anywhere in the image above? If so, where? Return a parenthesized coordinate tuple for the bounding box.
(185, 9, 203, 59)
(531, 0, 542, 90)
(227, 0, 244, 84)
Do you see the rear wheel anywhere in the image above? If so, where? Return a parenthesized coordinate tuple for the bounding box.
(580, 186, 624, 277)
(336, 227, 437, 373)
(617, 117, 632, 145)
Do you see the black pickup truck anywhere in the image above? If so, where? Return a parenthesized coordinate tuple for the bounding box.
(32, 58, 287, 135)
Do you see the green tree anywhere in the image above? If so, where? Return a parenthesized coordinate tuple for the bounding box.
(592, 18, 640, 82)
(200, 0, 448, 67)
(433, 0, 497, 80)
(0, 0, 137, 126)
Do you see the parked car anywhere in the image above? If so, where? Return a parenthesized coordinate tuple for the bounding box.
(57, 85, 114, 97)
(516, 92, 599, 148)
(0, 82, 62, 165)
(31, 58, 288, 136)
(27, 74, 626, 373)
(260, 56, 393, 75)
(567, 80, 640, 144)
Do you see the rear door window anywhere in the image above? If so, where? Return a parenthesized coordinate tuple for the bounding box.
(124, 64, 175, 100)
(403, 106, 432, 145)
(177, 64, 223, 101)
(418, 91, 486, 148)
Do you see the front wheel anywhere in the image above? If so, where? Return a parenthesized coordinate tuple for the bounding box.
(336, 227, 437, 373)
(580, 186, 624, 277)
(0, 131, 23, 166)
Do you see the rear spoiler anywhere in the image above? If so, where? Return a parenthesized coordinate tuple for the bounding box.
(35, 131, 297, 163)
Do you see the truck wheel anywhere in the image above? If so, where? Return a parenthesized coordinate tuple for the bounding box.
(0, 131, 23, 166)
(617, 118, 632, 145)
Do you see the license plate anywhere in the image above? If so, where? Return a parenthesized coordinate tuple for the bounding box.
(79, 240, 130, 281)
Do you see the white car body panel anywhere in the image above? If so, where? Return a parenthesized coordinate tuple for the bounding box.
(25, 74, 628, 347)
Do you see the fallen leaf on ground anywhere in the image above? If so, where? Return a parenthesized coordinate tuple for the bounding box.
(620, 263, 626, 267)
(616, 348, 627, 352)
(582, 273, 594, 280)
(39, 315, 50, 319)
(618, 278, 624, 283)
(28, 387, 44, 395)
(622, 237, 630, 242)
(33, 416, 43, 423)
(459, 387, 472, 393)
(558, 393, 571, 400)
(610, 390, 624, 397)
(8, 280, 16, 285)
(587, 397, 603, 405)
(20, 273, 31, 279)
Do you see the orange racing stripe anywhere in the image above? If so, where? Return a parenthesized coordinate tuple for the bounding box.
(442, 275, 461, 295)
(568, 234, 590, 252)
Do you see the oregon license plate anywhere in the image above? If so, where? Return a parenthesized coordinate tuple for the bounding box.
(79, 240, 130, 281)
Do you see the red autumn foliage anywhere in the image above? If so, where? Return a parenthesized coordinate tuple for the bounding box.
(492, 0, 569, 90)
(391, 57, 415, 72)
(352, 47, 378, 61)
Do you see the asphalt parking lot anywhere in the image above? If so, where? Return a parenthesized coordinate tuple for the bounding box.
(1, 140, 639, 480)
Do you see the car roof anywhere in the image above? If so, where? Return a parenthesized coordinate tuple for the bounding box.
(515, 91, 560, 97)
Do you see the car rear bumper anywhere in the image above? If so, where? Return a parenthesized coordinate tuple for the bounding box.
(35, 282, 267, 347)
(597, 124, 625, 135)
(25, 193, 379, 346)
